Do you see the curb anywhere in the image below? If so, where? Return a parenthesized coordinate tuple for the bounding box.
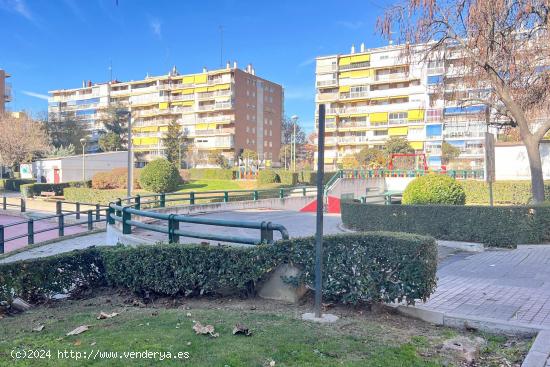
(436, 240, 484, 253)
(522, 330, 550, 367)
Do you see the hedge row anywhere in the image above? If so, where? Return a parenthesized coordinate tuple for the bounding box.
(297, 171, 338, 185)
(460, 180, 550, 205)
(341, 201, 550, 247)
(20, 181, 91, 198)
(0, 232, 437, 306)
(0, 178, 34, 192)
(92, 168, 141, 190)
(63, 187, 133, 205)
(188, 168, 235, 180)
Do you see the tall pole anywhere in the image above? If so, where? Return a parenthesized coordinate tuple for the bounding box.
(314, 104, 326, 318)
(293, 121, 296, 171)
(127, 111, 133, 198)
(80, 139, 86, 182)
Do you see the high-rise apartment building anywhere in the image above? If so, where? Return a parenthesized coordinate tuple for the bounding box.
(315, 43, 494, 170)
(0, 69, 11, 114)
(49, 63, 283, 166)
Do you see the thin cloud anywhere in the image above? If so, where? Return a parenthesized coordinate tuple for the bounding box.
(22, 91, 49, 100)
(0, 0, 33, 21)
(335, 20, 365, 30)
(149, 17, 162, 39)
(298, 58, 316, 68)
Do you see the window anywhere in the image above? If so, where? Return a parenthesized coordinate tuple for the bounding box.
(269, 141, 272, 147)
(373, 130, 387, 136)
(246, 114, 250, 121)
(389, 112, 408, 125)
(252, 127, 256, 133)
(246, 126, 249, 133)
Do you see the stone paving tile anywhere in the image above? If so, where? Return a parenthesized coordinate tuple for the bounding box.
(417, 245, 550, 329)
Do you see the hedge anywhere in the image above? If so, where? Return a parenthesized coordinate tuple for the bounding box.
(274, 170, 298, 186)
(258, 170, 279, 184)
(0, 178, 34, 192)
(92, 168, 141, 190)
(0, 232, 437, 306)
(402, 175, 466, 205)
(461, 180, 550, 205)
(63, 187, 132, 205)
(341, 201, 550, 247)
(298, 171, 338, 185)
(189, 168, 235, 180)
(20, 181, 91, 198)
(139, 159, 181, 193)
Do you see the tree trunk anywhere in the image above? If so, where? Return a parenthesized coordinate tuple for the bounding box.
(525, 139, 545, 203)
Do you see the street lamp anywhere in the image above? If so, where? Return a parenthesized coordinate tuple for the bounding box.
(79, 138, 87, 182)
(291, 115, 298, 172)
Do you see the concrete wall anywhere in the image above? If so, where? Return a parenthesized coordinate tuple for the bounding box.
(327, 177, 414, 199)
(495, 142, 550, 180)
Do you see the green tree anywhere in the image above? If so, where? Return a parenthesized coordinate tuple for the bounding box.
(138, 158, 181, 193)
(355, 147, 387, 168)
(441, 141, 461, 165)
(207, 150, 230, 169)
(98, 104, 129, 147)
(162, 120, 183, 166)
(99, 132, 123, 152)
(384, 137, 414, 155)
(48, 144, 76, 158)
(241, 149, 258, 162)
(42, 113, 88, 153)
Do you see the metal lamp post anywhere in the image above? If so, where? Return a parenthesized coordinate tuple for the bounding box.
(127, 109, 133, 198)
(79, 138, 87, 182)
(291, 115, 298, 172)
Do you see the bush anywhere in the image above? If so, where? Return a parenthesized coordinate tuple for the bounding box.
(63, 187, 131, 204)
(20, 181, 91, 198)
(0, 232, 437, 306)
(258, 170, 279, 184)
(275, 170, 298, 186)
(461, 180, 550, 205)
(139, 159, 181, 193)
(298, 171, 338, 185)
(341, 201, 550, 247)
(189, 168, 234, 180)
(402, 175, 466, 205)
(92, 168, 141, 190)
(0, 178, 34, 192)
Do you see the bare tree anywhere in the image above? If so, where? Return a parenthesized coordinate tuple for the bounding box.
(380, 0, 550, 202)
(0, 114, 49, 173)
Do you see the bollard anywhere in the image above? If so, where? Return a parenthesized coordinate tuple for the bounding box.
(134, 194, 141, 210)
(28, 219, 34, 245)
(20, 198, 26, 212)
(122, 208, 131, 234)
(107, 207, 114, 225)
(168, 215, 180, 243)
(58, 214, 64, 237)
(2, 196, 6, 210)
(160, 193, 166, 208)
(303, 187, 307, 196)
(189, 192, 195, 205)
(75, 202, 80, 219)
(253, 190, 259, 201)
(87, 210, 93, 231)
(115, 199, 122, 217)
(279, 188, 284, 199)
(56, 201, 62, 215)
(0, 224, 4, 254)
(260, 222, 274, 244)
(95, 204, 101, 221)
(223, 191, 229, 202)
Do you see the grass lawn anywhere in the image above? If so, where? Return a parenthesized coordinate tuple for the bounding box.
(176, 179, 286, 193)
(0, 292, 531, 366)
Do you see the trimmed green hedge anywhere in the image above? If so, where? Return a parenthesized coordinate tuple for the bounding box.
(20, 181, 91, 198)
(402, 175, 466, 205)
(63, 188, 131, 204)
(258, 170, 279, 184)
(0, 232, 437, 306)
(275, 170, 298, 186)
(0, 178, 34, 192)
(139, 159, 181, 193)
(298, 171, 338, 185)
(341, 201, 550, 247)
(189, 168, 235, 180)
(461, 180, 550, 205)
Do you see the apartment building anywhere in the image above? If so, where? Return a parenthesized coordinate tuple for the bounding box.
(49, 63, 283, 166)
(0, 69, 11, 114)
(315, 43, 494, 170)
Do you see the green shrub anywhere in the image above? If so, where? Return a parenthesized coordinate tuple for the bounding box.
(20, 181, 91, 198)
(341, 201, 550, 247)
(63, 187, 131, 204)
(299, 171, 338, 185)
(402, 175, 466, 205)
(139, 159, 181, 193)
(275, 170, 298, 185)
(461, 180, 550, 205)
(258, 170, 279, 184)
(0, 178, 34, 192)
(189, 168, 234, 180)
(92, 168, 141, 190)
(0, 232, 437, 306)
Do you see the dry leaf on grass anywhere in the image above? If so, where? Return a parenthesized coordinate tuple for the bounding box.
(74, 340, 81, 346)
(97, 312, 118, 320)
(232, 323, 252, 336)
(67, 325, 90, 336)
(32, 325, 44, 332)
(192, 322, 219, 337)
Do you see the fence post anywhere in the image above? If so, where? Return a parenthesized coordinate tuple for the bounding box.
(0, 224, 4, 254)
(122, 207, 131, 234)
(135, 194, 141, 210)
(87, 210, 93, 231)
(20, 198, 26, 212)
(223, 191, 229, 202)
(58, 214, 64, 237)
(75, 202, 80, 219)
(160, 193, 166, 208)
(253, 190, 259, 201)
(56, 201, 62, 215)
(260, 221, 274, 244)
(168, 215, 180, 243)
(27, 219, 34, 245)
(115, 199, 122, 217)
(107, 207, 114, 225)
(2, 196, 6, 210)
(302, 187, 306, 196)
(189, 192, 195, 205)
(95, 204, 101, 221)
(279, 188, 284, 199)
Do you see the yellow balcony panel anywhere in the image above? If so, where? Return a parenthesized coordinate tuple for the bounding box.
(349, 112, 369, 117)
(134, 126, 158, 133)
(159, 102, 169, 110)
(171, 100, 194, 107)
(195, 86, 208, 93)
(194, 74, 207, 84)
(410, 141, 424, 150)
(338, 57, 351, 66)
(182, 88, 194, 95)
(408, 109, 425, 121)
(339, 85, 350, 92)
(182, 76, 194, 84)
(140, 137, 160, 145)
(159, 126, 168, 132)
(390, 95, 409, 100)
(370, 112, 388, 123)
(388, 126, 408, 136)
(350, 54, 370, 63)
(339, 71, 352, 78)
(207, 83, 231, 92)
(350, 69, 372, 78)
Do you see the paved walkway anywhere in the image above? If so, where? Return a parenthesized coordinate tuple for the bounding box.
(416, 245, 550, 330)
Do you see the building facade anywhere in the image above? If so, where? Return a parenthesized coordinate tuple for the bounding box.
(315, 43, 494, 170)
(0, 69, 11, 114)
(48, 63, 283, 167)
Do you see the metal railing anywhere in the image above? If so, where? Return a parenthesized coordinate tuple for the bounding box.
(107, 187, 317, 246)
(0, 199, 109, 254)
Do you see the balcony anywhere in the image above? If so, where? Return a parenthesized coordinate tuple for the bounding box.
(388, 118, 409, 126)
(197, 102, 233, 111)
(339, 122, 369, 130)
(317, 92, 339, 102)
(374, 73, 408, 82)
(171, 94, 195, 102)
(197, 90, 232, 100)
(196, 114, 234, 124)
(316, 79, 338, 87)
(340, 91, 369, 100)
(195, 135, 234, 149)
(443, 130, 486, 139)
(338, 136, 368, 144)
(339, 61, 370, 71)
(194, 128, 234, 136)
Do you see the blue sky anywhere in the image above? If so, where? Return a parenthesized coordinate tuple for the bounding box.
(0, 0, 392, 133)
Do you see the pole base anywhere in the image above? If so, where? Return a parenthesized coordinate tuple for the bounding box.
(301, 312, 339, 323)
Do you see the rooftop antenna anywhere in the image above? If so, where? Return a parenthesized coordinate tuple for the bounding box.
(219, 25, 224, 68)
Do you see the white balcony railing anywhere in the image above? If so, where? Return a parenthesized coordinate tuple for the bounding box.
(316, 79, 337, 87)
